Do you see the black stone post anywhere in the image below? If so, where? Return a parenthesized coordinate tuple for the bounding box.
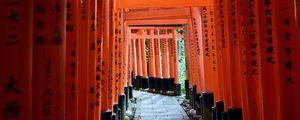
(228, 107, 243, 120)
(101, 110, 112, 120)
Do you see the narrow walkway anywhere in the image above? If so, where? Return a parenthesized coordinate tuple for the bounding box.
(130, 90, 190, 120)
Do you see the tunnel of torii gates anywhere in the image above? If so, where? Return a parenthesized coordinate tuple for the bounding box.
(1, 0, 300, 120)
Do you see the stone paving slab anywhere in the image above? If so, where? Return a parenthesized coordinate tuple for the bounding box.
(130, 90, 190, 120)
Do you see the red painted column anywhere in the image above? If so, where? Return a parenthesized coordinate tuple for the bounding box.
(135, 32, 142, 89)
(141, 30, 148, 89)
(276, 0, 300, 119)
(189, 10, 202, 94)
(111, 8, 120, 104)
(148, 30, 156, 78)
(211, 2, 221, 102)
(78, 0, 89, 119)
(108, 0, 115, 110)
(132, 37, 137, 84)
(95, 0, 103, 119)
(154, 30, 162, 91)
(101, 0, 112, 115)
(127, 30, 133, 87)
(66, 0, 79, 119)
(32, 0, 66, 119)
(172, 29, 181, 95)
(0, 0, 33, 119)
(214, 0, 226, 104)
(88, 0, 96, 119)
(168, 30, 175, 80)
(220, 0, 233, 111)
(161, 31, 169, 79)
(244, 0, 264, 119)
(148, 29, 156, 90)
(161, 29, 171, 92)
(236, 1, 249, 119)
(258, 0, 281, 119)
(172, 29, 180, 85)
(227, 0, 243, 109)
(120, 10, 127, 95)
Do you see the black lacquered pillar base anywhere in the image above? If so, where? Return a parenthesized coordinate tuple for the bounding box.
(124, 87, 129, 110)
(101, 110, 112, 120)
(212, 106, 217, 120)
(168, 78, 175, 91)
(162, 78, 169, 93)
(135, 76, 142, 89)
(195, 93, 201, 115)
(174, 83, 181, 96)
(221, 111, 229, 120)
(202, 92, 214, 120)
(141, 77, 149, 89)
(155, 78, 162, 92)
(228, 107, 243, 120)
(118, 94, 126, 120)
(192, 85, 197, 109)
(216, 101, 224, 120)
(129, 86, 133, 99)
(185, 80, 189, 99)
(148, 76, 155, 89)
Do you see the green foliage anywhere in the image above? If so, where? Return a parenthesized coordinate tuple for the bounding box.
(177, 38, 186, 95)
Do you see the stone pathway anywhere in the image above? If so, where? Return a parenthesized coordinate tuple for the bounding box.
(129, 90, 190, 120)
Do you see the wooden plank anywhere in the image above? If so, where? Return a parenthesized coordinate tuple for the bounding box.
(125, 19, 188, 25)
(124, 8, 190, 20)
(117, 0, 213, 9)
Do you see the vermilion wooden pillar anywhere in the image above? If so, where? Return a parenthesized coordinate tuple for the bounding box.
(182, 25, 190, 88)
(168, 30, 175, 92)
(172, 29, 181, 95)
(187, 23, 194, 91)
(148, 29, 156, 90)
(236, 1, 249, 119)
(206, 6, 219, 111)
(183, 25, 191, 98)
(220, 0, 233, 112)
(111, 8, 120, 105)
(276, 0, 300, 119)
(226, 0, 241, 108)
(33, 0, 66, 119)
(66, 0, 79, 119)
(200, 7, 214, 93)
(191, 6, 214, 119)
(101, 0, 113, 118)
(95, 0, 103, 119)
(244, 0, 264, 119)
(120, 10, 127, 95)
(214, 0, 226, 105)
(78, 0, 89, 119)
(0, 0, 33, 119)
(118, 10, 127, 120)
(211, 2, 227, 119)
(141, 30, 149, 89)
(161, 30, 170, 93)
(135, 33, 143, 89)
(189, 17, 202, 94)
(226, 0, 244, 118)
(188, 18, 203, 113)
(154, 31, 162, 91)
(127, 28, 133, 95)
(108, 0, 115, 111)
(132, 38, 137, 87)
(258, 0, 281, 120)
(211, 2, 221, 103)
(88, 0, 96, 119)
